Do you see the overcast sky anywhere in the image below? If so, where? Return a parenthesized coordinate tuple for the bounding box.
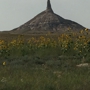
(0, 0, 90, 31)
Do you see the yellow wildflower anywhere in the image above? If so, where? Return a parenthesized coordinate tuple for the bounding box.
(3, 62, 6, 66)
(80, 30, 83, 34)
(85, 28, 88, 32)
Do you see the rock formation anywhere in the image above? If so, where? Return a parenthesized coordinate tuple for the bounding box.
(11, 0, 85, 34)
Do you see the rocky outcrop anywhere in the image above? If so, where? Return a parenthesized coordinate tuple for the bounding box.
(11, 0, 85, 34)
(76, 63, 89, 67)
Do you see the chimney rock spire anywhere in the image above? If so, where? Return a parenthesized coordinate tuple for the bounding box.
(46, 0, 53, 13)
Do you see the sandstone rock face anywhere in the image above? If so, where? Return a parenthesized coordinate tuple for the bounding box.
(11, 0, 85, 34)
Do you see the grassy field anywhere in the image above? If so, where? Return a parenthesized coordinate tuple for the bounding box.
(0, 30, 90, 90)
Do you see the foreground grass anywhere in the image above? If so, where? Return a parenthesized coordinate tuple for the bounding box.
(0, 65, 90, 90)
(0, 53, 90, 90)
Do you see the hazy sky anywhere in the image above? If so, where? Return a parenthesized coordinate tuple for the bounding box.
(0, 0, 90, 31)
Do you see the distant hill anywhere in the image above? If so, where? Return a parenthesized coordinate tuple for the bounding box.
(10, 0, 86, 34)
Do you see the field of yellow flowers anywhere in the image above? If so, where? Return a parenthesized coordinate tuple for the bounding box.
(0, 29, 90, 90)
(0, 29, 90, 61)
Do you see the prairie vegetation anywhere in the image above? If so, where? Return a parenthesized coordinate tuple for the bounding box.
(0, 29, 90, 90)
